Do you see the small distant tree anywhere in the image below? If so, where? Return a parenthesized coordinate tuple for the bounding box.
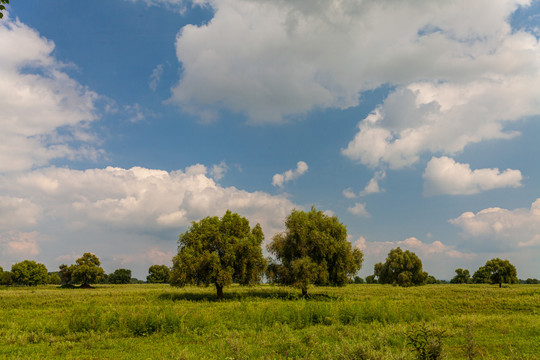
(472, 265, 490, 284)
(108, 269, 132, 284)
(72, 253, 105, 288)
(47, 273, 61, 285)
(0, 270, 12, 285)
(11, 260, 48, 286)
(365, 274, 378, 284)
(525, 278, 539, 284)
(374, 247, 427, 287)
(59, 264, 74, 286)
(450, 268, 472, 284)
(170, 210, 266, 299)
(267, 207, 363, 297)
(147, 265, 171, 283)
(353, 276, 365, 284)
(483, 258, 518, 288)
(427, 275, 440, 284)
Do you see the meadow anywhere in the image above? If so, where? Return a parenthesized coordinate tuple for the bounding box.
(0, 284, 538, 359)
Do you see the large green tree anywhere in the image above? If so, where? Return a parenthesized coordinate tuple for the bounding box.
(374, 247, 427, 287)
(267, 207, 363, 297)
(72, 253, 105, 288)
(483, 258, 518, 288)
(147, 264, 170, 283)
(450, 268, 472, 284)
(11, 260, 48, 286)
(170, 210, 266, 299)
(472, 265, 490, 284)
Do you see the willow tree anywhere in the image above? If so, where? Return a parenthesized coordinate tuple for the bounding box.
(170, 210, 266, 299)
(267, 207, 363, 297)
(374, 247, 427, 287)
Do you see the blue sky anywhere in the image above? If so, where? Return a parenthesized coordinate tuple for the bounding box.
(1, 0, 539, 280)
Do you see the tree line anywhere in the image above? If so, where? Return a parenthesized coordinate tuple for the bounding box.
(0, 255, 171, 287)
(1, 207, 535, 295)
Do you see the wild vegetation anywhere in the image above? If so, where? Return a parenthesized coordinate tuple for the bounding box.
(0, 283, 538, 359)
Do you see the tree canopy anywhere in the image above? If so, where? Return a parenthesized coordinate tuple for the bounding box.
(11, 260, 48, 286)
(170, 210, 266, 299)
(450, 268, 471, 284)
(108, 268, 132, 284)
(147, 265, 171, 283)
(267, 207, 363, 296)
(374, 247, 427, 287)
(483, 258, 518, 288)
(71, 253, 105, 288)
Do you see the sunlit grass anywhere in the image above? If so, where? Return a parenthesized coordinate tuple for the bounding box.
(0, 284, 538, 359)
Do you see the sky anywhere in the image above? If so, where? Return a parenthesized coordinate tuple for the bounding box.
(1, 0, 539, 281)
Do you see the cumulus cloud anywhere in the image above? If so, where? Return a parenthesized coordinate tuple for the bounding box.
(450, 198, 540, 249)
(210, 161, 228, 181)
(359, 170, 386, 196)
(272, 161, 308, 188)
(342, 188, 356, 199)
(0, 231, 41, 258)
(347, 203, 370, 218)
(423, 157, 522, 196)
(353, 235, 476, 278)
(356, 235, 476, 264)
(0, 164, 297, 239)
(0, 18, 100, 172)
(168, 0, 539, 129)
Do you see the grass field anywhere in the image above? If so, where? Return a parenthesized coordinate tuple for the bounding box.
(0, 284, 539, 359)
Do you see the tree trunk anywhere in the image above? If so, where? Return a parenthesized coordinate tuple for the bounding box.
(499, 282, 502, 288)
(301, 287, 308, 298)
(216, 284, 224, 299)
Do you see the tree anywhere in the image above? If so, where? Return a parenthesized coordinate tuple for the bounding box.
(483, 258, 518, 288)
(11, 260, 48, 286)
(147, 264, 171, 283)
(170, 210, 266, 299)
(365, 275, 378, 284)
(0, 0, 9, 20)
(450, 268, 471, 284)
(108, 268, 132, 284)
(472, 265, 490, 284)
(267, 207, 363, 297)
(59, 264, 74, 286)
(0, 270, 12, 285)
(72, 253, 105, 288)
(47, 273, 61, 285)
(374, 247, 427, 287)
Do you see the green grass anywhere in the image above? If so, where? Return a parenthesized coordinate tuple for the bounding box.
(0, 284, 538, 359)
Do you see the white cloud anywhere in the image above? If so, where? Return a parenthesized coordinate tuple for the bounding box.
(149, 64, 164, 92)
(168, 0, 539, 128)
(359, 170, 386, 196)
(210, 161, 228, 181)
(0, 18, 100, 172)
(0, 231, 41, 258)
(0, 196, 42, 230)
(342, 188, 356, 199)
(1, 164, 297, 239)
(450, 198, 540, 249)
(272, 161, 308, 188)
(354, 235, 476, 278)
(347, 203, 370, 218)
(423, 157, 522, 196)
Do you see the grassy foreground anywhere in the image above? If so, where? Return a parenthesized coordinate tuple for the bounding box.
(0, 284, 538, 359)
